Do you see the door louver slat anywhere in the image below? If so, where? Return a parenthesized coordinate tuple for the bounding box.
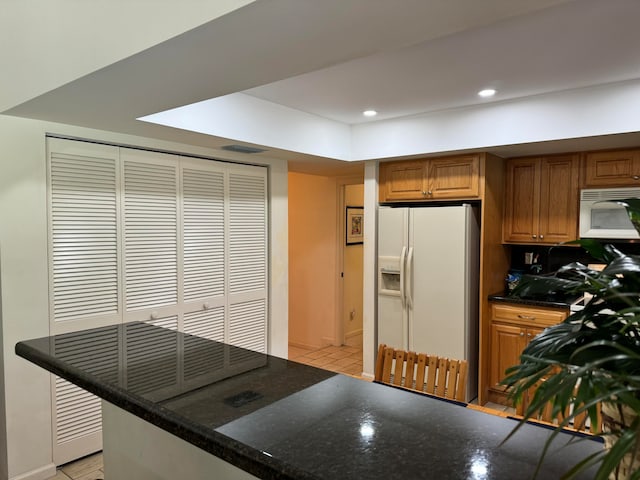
(50, 153, 119, 322)
(54, 325, 119, 446)
(228, 174, 266, 295)
(229, 299, 266, 360)
(125, 317, 178, 395)
(183, 168, 225, 302)
(184, 307, 225, 379)
(124, 161, 178, 311)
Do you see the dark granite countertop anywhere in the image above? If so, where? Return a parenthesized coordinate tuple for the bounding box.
(16, 323, 602, 479)
(489, 292, 581, 309)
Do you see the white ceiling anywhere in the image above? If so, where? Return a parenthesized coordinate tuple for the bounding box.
(4, 0, 640, 175)
(245, 0, 640, 125)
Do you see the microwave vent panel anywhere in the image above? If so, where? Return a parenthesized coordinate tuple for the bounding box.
(580, 187, 640, 201)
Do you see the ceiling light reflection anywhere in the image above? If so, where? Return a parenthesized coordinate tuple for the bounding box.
(478, 89, 496, 98)
(359, 422, 375, 439)
(470, 451, 489, 479)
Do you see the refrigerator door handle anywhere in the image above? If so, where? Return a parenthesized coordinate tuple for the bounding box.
(406, 246, 414, 310)
(400, 246, 407, 307)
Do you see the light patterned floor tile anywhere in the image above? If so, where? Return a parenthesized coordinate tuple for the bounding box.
(60, 452, 103, 479)
(302, 349, 332, 360)
(47, 471, 72, 480)
(75, 470, 105, 480)
(288, 346, 313, 359)
(305, 356, 335, 367)
(332, 356, 360, 367)
(325, 350, 351, 360)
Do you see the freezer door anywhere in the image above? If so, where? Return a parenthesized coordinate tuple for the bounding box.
(377, 207, 408, 257)
(377, 207, 409, 350)
(408, 206, 477, 360)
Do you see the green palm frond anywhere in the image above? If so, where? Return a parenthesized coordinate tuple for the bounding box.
(501, 198, 640, 479)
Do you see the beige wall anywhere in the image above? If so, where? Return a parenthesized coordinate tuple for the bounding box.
(343, 184, 364, 345)
(288, 172, 337, 349)
(0, 115, 288, 480)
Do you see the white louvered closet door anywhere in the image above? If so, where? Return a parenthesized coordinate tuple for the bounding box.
(121, 149, 180, 323)
(227, 166, 268, 360)
(124, 315, 179, 400)
(46, 139, 270, 466)
(47, 138, 121, 465)
(180, 159, 226, 378)
(48, 138, 121, 333)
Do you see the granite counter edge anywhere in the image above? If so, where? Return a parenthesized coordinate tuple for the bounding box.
(15, 341, 321, 480)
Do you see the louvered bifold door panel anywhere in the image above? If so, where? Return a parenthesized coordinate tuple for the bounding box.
(228, 170, 267, 296)
(227, 167, 268, 354)
(229, 299, 267, 360)
(51, 325, 120, 465)
(122, 150, 179, 317)
(48, 139, 120, 327)
(182, 166, 225, 303)
(183, 308, 225, 380)
(125, 316, 178, 399)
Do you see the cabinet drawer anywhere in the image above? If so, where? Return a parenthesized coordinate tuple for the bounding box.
(491, 303, 567, 328)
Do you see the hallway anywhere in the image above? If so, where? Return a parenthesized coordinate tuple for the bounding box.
(289, 344, 363, 377)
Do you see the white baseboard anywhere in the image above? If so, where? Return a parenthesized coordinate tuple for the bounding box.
(321, 336, 336, 346)
(288, 340, 321, 350)
(344, 329, 363, 347)
(10, 463, 56, 480)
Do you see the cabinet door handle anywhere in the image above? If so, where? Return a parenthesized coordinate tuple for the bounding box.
(633, 175, 640, 180)
(532, 234, 537, 239)
(519, 332, 525, 337)
(518, 314, 536, 320)
(539, 234, 544, 239)
(427, 190, 432, 195)
(422, 191, 427, 196)
(527, 333, 533, 338)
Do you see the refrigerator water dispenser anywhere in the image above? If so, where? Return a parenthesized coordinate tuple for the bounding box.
(379, 256, 401, 295)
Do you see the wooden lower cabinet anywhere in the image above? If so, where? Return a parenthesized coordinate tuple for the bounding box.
(488, 303, 568, 406)
(490, 323, 527, 392)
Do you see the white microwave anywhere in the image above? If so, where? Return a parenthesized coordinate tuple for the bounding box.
(579, 187, 640, 239)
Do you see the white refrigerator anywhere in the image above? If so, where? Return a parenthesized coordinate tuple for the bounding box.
(377, 204, 479, 401)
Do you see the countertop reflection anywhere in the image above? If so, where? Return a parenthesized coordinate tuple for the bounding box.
(16, 322, 602, 479)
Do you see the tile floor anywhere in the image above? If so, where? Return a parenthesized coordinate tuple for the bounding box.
(288, 343, 364, 377)
(48, 452, 103, 480)
(49, 344, 364, 479)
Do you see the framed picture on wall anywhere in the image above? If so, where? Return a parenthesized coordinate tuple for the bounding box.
(346, 206, 364, 245)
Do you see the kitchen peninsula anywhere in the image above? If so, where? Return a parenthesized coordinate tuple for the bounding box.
(16, 323, 602, 479)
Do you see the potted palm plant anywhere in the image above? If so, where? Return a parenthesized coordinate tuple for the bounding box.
(502, 199, 640, 480)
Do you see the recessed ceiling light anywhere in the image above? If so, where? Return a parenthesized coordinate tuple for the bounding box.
(363, 109, 378, 117)
(478, 89, 496, 98)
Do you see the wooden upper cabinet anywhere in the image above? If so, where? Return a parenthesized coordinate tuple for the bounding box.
(503, 154, 579, 244)
(583, 149, 640, 187)
(538, 155, 579, 244)
(379, 155, 480, 202)
(429, 155, 480, 199)
(378, 160, 427, 201)
(503, 158, 540, 243)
